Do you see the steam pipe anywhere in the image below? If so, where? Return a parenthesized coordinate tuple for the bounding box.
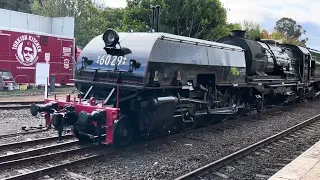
(151, 5, 161, 32)
(151, 6, 155, 31)
(155, 5, 161, 32)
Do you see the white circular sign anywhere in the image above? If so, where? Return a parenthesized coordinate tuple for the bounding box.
(12, 35, 42, 66)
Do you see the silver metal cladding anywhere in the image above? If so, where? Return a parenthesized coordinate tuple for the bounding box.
(149, 33, 246, 68)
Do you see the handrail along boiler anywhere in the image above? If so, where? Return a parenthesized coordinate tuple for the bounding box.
(30, 28, 320, 147)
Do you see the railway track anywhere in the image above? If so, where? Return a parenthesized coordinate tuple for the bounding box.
(0, 128, 48, 139)
(0, 100, 314, 179)
(0, 132, 103, 180)
(174, 113, 320, 180)
(0, 101, 43, 110)
(0, 139, 114, 180)
(0, 144, 110, 180)
(0, 134, 76, 162)
(0, 125, 113, 180)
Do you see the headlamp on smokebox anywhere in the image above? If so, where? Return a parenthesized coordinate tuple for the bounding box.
(102, 28, 133, 57)
(102, 28, 119, 47)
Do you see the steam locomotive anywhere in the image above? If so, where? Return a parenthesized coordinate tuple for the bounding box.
(30, 28, 320, 147)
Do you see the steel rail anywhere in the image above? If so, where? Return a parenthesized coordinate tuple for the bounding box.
(0, 105, 32, 109)
(0, 128, 49, 139)
(0, 101, 43, 105)
(0, 134, 74, 151)
(0, 140, 79, 163)
(2, 149, 116, 180)
(174, 114, 320, 180)
(0, 143, 96, 169)
(0, 101, 43, 109)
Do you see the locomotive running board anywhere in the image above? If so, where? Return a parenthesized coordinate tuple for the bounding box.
(315, 91, 320, 97)
(207, 104, 245, 115)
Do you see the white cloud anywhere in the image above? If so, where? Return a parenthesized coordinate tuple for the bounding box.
(220, 0, 320, 25)
(102, 0, 127, 8)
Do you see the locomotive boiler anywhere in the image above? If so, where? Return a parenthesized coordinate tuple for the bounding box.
(217, 30, 319, 106)
(30, 28, 320, 147)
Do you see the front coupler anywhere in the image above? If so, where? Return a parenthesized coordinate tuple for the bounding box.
(30, 96, 119, 145)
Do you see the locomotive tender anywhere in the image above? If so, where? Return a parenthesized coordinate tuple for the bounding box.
(30, 28, 320, 147)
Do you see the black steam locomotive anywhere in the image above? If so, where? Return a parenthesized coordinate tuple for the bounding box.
(30, 28, 320, 147)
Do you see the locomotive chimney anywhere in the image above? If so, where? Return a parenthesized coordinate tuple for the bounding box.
(151, 6, 156, 32)
(155, 5, 161, 32)
(151, 5, 161, 32)
(230, 30, 247, 38)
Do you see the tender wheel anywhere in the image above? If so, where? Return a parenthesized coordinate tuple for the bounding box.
(198, 114, 215, 127)
(113, 115, 134, 147)
(239, 102, 252, 117)
(182, 109, 200, 131)
(256, 99, 262, 113)
(72, 125, 93, 143)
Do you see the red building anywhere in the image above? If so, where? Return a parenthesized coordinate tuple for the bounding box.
(0, 8, 81, 88)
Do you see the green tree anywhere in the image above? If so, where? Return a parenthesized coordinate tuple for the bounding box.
(0, 0, 32, 13)
(122, 0, 231, 41)
(206, 22, 242, 40)
(275, 17, 306, 38)
(31, 0, 124, 47)
(238, 20, 263, 40)
(262, 30, 307, 47)
(74, 3, 108, 48)
(274, 17, 308, 45)
(32, 0, 93, 47)
(101, 8, 125, 31)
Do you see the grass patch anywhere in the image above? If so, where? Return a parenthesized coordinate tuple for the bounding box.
(0, 86, 77, 96)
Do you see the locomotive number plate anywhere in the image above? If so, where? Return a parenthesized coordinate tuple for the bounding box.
(97, 54, 127, 66)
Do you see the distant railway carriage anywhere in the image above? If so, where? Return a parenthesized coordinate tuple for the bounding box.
(0, 8, 80, 88)
(0, 29, 81, 86)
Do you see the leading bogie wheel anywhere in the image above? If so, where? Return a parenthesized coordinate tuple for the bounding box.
(113, 115, 134, 148)
(239, 102, 252, 117)
(256, 99, 262, 113)
(72, 125, 94, 144)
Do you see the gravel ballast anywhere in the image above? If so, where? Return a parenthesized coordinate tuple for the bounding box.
(0, 141, 91, 179)
(2, 100, 320, 180)
(0, 130, 60, 145)
(205, 121, 320, 180)
(0, 109, 46, 136)
(63, 100, 320, 180)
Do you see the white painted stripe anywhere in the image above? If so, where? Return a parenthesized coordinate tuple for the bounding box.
(0, 33, 11, 36)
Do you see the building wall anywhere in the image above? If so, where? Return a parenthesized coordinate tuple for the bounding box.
(0, 8, 74, 38)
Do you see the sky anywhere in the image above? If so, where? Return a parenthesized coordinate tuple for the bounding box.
(103, 0, 320, 50)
